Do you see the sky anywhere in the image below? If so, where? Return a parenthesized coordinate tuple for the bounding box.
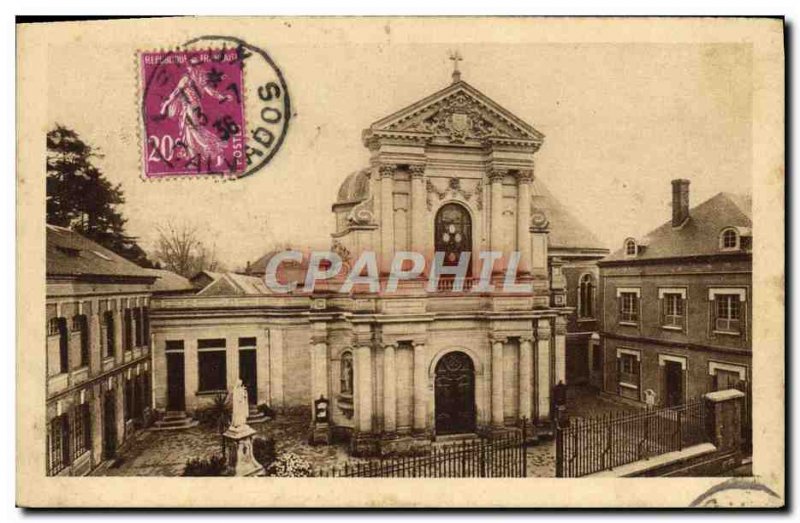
(45, 26, 753, 270)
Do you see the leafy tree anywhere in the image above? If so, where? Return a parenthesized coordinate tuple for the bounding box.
(46, 125, 153, 267)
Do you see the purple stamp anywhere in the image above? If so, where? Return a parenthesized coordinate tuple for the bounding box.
(139, 37, 290, 179)
(141, 49, 246, 177)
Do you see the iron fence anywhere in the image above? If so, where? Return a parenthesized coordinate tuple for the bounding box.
(556, 399, 708, 477)
(317, 430, 526, 478)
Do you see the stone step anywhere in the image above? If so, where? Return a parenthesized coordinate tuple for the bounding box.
(151, 411, 199, 431)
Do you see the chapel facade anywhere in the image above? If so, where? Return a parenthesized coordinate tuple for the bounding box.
(149, 71, 607, 455)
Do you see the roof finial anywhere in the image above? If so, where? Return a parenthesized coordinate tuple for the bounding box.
(449, 50, 463, 83)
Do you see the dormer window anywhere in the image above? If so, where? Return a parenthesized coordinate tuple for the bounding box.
(624, 238, 637, 257)
(720, 228, 740, 251)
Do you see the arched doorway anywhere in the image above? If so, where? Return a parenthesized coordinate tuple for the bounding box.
(434, 351, 476, 435)
(434, 203, 472, 276)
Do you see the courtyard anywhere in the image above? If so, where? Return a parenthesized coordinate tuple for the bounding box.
(92, 385, 639, 478)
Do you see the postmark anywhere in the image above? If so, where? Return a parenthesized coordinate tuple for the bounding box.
(139, 36, 290, 179)
(689, 478, 782, 508)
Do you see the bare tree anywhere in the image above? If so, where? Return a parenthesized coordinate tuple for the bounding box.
(154, 221, 223, 278)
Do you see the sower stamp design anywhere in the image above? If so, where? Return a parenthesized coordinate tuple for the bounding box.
(139, 36, 290, 179)
(141, 50, 246, 177)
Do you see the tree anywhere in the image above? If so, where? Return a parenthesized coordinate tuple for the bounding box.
(46, 124, 153, 267)
(154, 221, 223, 278)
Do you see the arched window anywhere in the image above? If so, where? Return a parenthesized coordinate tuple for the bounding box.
(340, 351, 353, 395)
(624, 239, 637, 257)
(434, 203, 472, 275)
(579, 274, 595, 318)
(720, 228, 739, 250)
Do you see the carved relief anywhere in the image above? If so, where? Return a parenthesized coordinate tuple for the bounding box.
(425, 177, 483, 210)
(388, 92, 522, 143)
(347, 195, 375, 225)
(530, 207, 550, 231)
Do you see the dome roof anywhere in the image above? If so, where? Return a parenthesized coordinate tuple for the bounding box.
(336, 168, 371, 204)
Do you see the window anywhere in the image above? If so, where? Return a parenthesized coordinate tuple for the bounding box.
(238, 337, 256, 348)
(715, 294, 741, 333)
(198, 338, 227, 392)
(56, 318, 68, 374)
(165, 339, 185, 351)
(69, 403, 91, 461)
(624, 239, 637, 257)
(340, 351, 353, 395)
(104, 311, 115, 358)
(142, 307, 150, 346)
(662, 292, 685, 328)
(47, 414, 70, 476)
(434, 203, 472, 276)
(619, 292, 639, 323)
(124, 377, 133, 420)
(720, 228, 740, 251)
(124, 309, 133, 350)
(73, 315, 89, 367)
(578, 274, 595, 318)
(47, 318, 59, 336)
(617, 351, 640, 390)
(134, 308, 142, 347)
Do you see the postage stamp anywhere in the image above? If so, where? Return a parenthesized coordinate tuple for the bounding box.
(139, 36, 290, 179)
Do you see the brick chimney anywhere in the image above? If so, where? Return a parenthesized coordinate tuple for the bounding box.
(671, 179, 691, 227)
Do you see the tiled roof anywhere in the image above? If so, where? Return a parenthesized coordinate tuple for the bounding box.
(146, 269, 194, 293)
(531, 179, 608, 253)
(602, 192, 752, 262)
(46, 224, 155, 280)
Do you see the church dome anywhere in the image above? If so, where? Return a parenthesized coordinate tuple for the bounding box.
(335, 168, 371, 204)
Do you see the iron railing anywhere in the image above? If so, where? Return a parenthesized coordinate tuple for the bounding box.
(317, 430, 526, 478)
(556, 400, 708, 477)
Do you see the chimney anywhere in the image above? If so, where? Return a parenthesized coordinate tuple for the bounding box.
(671, 179, 691, 227)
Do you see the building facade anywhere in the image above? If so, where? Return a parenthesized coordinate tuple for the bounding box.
(46, 225, 156, 476)
(150, 72, 606, 455)
(596, 180, 752, 442)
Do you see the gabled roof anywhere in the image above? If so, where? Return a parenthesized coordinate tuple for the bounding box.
(196, 272, 269, 296)
(602, 192, 752, 263)
(364, 80, 544, 146)
(146, 269, 194, 293)
(531, 179, 608, 254)
(46, 224, 155, 280)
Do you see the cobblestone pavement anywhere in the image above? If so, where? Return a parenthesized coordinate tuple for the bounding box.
(93, 413, 359, 476)
(93, 386, 635, 477)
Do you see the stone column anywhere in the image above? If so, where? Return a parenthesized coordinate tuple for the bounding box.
(113, 301, 124, 364)
(355, 343, 374, 434)
(226, 335, 239, 394)
(379, 164, 395, 275)
(519, 336, 534, 423)
(516, 169, 533, 277)
(256, 331, 270, 405)
(491, 335, 506, 428)
(536, 319, 552, 422)
(90, 385, 103, 466)
(89, 305, 102, 375)
(383, 343, 397, 435)
(554, 316, 568, 385)
(489, 169, 506, 272)
(409, 164, 426, 258)
(114, 375, 126, 444)
(412, 342, 427, 433)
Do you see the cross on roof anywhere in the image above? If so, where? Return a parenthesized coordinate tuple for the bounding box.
(449, 50, 463, 83)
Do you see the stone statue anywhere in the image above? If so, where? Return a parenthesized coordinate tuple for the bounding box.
(230, 379, 249, 429)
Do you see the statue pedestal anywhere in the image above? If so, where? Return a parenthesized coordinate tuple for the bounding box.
(223, 425, 264, 477)
(309, 421, 330, 445)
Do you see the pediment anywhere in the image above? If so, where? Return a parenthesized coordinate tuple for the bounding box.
(367, 81, 544, 146)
